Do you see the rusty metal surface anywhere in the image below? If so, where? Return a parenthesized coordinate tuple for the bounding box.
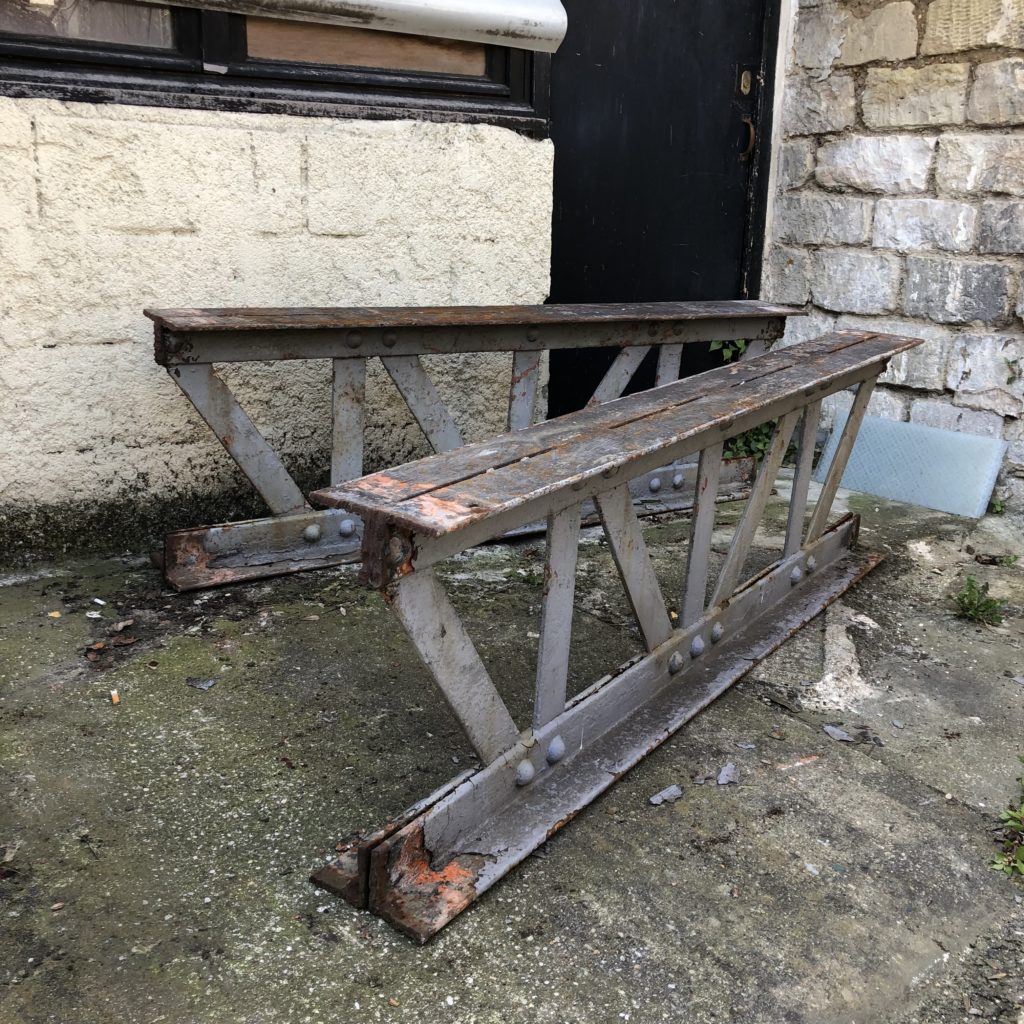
(311, 331, 923, 540)
(145, 300, 802, 334)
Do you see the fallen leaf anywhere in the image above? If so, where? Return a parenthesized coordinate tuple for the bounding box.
(47, 611, 62, 619)
(823, 724, 855, 742)
(50, 902, 65, 911)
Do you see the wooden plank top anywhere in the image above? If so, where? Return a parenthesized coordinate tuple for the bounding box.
(144, 300, 802, 334)
(311, 330, 922, 539)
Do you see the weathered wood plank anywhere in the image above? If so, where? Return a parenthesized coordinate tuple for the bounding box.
(146, 299, 804, 334)
(320, 332, 857, 499)
(311, 332, 919, 537)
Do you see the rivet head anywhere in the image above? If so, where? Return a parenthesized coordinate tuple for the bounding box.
(671, 473, 685, 489)
(346, 330, 362, 349)
(302, 524, 322, 543)
(790, 566, 803, 585)
(668, 651, 684, 675)
(710, 622, 724, 643)
(515, 759, 536, 786)
(546, 736, 566, 764)
(647, 322, 660, 337)
(806, 556, 817, 573)
(690, 635, 705, 658)
(339, 518, 356, 537)
(526, 327, 539, 343)
(649, 476, 662, 493)
(164, 335, 182, 354)
(672, 324, 683, 336)
(382, 330, 398, 348)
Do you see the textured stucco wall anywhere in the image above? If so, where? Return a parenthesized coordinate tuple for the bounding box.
(763, 0, 1024, 508)
(0, 98, 553, 557)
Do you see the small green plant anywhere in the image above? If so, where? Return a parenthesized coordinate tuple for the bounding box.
(953, 575, 1008, 625)
(991, 756, 1024, 878)
(999, 554, 1019, 568)
(988, 498, 1007, 515)
(709, 338, 748, 363)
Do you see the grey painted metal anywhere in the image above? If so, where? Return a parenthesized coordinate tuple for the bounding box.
(389, 569, 520, 763)
(588, 345, 651, 406)
(331, 358, 366, 486)
(681, 442, 724, 626)
(710, 410, 800, 608)
(153, 318, 785, 366)
(135, 0, 569, 52)
(805, 380, 875, 544)
(784, 400, 821, 558)
(655, 344, 683, 387)
(171, 364, 306, 516)
(507, 349, 542, 432)
(593, 485, 674, 651)
(381, 356, 465, 453)
(532, 505, 581, 729)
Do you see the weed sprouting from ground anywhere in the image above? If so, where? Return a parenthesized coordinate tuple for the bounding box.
(954, 576, 1007, 625)
(991, 756, 1024, 879)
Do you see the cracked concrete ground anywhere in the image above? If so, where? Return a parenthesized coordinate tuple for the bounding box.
(1, 481, 1022, 1024)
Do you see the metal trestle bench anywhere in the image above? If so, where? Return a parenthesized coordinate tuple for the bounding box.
(308, 328, 922, 942)
(146, 301, 800, 590)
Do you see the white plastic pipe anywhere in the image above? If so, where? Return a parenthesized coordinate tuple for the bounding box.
(145, 0, 568, 52)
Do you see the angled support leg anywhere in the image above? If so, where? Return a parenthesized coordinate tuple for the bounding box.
(171, 364, 306, 515)
(594, 485, 674, 650)
(382, 356, 465, 453)
(806, 381, 874, 544)
(508, 350, 542, 432)
(710, 410, 801, 608)
(389, 569, 520, 764)
(533, 505, 581, 730)
(587, 346, 651, 406)
(681, 442, 724, 627)
(784, 400, 821, 558)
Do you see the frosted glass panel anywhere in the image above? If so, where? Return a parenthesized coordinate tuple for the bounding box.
(0, 0, 174, 48)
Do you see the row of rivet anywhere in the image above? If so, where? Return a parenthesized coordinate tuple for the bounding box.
(302, 519, 357, 543)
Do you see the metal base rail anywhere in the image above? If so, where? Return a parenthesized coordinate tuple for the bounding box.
(307, 328, 923, 942)
(147, 302, 798, 590)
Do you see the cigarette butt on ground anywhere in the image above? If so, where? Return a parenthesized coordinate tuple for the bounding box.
(110, 689, 120, 706)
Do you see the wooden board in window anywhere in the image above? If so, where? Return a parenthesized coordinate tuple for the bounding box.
(245, 18, 487, 76)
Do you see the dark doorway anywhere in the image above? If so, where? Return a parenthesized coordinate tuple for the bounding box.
(547, 0, 780, 416)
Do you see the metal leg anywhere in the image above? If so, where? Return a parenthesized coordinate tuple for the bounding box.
(681, 442, 724, 626)
(710, 410, 801, 608)
(655, 344, 682, 387)
(784, 400, 821, 558)
(171, 364, 306, 515)
(331, 358, 366, 485)
(382, 356, 465, 453)
(533, 505, 581, 729)
(389, 569, 520, 764)
(594, 485, 674, 651)
(587, 346, 651, 405)
(806, 381, 874, 544)
(508, 350, 542, 431)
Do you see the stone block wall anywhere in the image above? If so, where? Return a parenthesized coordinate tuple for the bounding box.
(0, 98, 553, 558)
(765, 0, 1024, 506)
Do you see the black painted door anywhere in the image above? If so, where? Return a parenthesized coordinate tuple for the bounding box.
(547, 0, 779, 415)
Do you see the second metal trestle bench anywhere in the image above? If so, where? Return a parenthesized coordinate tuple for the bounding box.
(146, 301, 799, 590)
(308, 328, 922, 942)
